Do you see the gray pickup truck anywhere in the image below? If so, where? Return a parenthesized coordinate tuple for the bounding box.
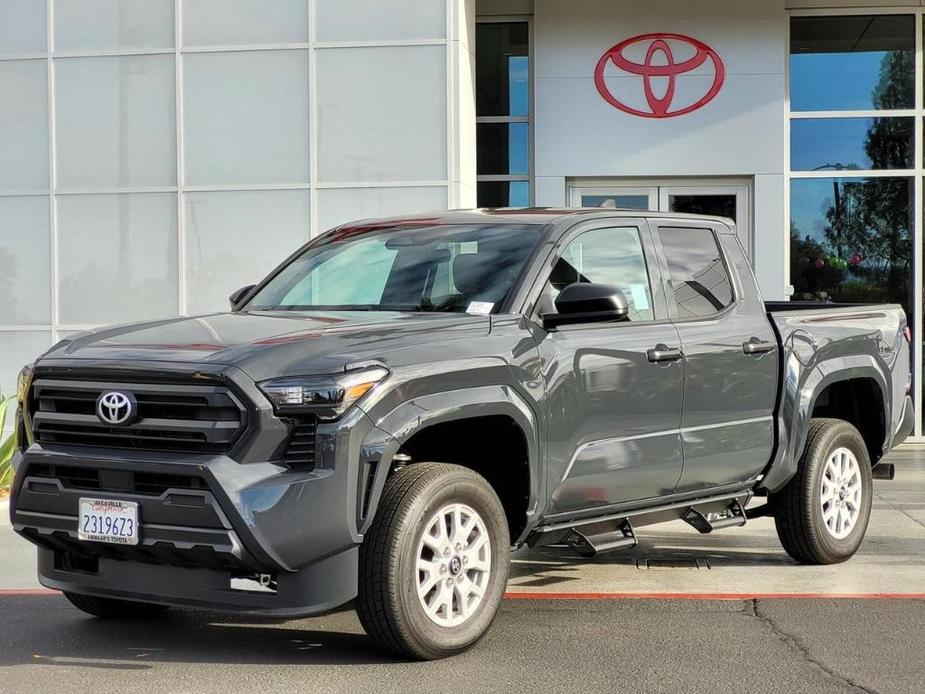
(10, 209, 913, 659)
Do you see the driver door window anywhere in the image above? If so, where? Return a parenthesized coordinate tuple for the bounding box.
(546, 226, 654, 322)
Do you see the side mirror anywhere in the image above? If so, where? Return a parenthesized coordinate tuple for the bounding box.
(542, 282, 629, 329)
(228, 284, 256, 310)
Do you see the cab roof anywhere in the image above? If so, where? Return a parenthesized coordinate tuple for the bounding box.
(328, 207, 735, 233)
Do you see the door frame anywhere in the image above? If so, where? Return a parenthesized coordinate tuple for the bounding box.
(568, 178, 754, 259)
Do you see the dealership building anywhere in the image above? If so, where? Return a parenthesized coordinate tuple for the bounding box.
(0, 0, 922, 438)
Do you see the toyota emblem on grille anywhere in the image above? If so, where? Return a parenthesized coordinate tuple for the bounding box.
(96, 391, 137, 425)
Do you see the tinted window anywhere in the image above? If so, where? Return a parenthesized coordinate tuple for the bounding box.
(790, 15, 914, 111)
(790, 177, 912, 316)
(658, 228, 733, 319)
(476, 22, 528, 117)
(547, 227, 654, 322)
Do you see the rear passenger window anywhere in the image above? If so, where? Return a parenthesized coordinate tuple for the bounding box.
(658, 227, 734, 319)
(547, 226, 654, 322)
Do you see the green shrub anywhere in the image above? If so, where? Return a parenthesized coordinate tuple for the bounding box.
(0, 394, 14, 492)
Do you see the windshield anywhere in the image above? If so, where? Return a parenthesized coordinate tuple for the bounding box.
(245, 223, 543, 313)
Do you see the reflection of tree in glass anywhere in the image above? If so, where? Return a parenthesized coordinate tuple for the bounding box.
(792, 50, 912, 317)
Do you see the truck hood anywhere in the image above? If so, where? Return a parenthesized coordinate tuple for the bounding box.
(42, 311, 492, 382)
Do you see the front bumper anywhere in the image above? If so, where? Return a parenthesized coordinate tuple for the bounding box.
(10, 404, 398, 616)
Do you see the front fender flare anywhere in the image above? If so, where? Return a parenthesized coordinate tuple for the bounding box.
(356, 385, 541, 540)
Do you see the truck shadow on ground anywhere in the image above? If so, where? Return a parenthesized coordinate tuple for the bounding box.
(0, 597, 402, 668)
(509, 531, 925, 587)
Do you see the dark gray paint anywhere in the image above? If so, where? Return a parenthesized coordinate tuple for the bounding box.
(9, 208, 912, 616)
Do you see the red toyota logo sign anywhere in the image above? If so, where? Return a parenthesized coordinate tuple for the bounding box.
(594, 33, 725, 119)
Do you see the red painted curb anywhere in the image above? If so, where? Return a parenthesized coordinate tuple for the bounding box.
(504, 591, 925, 600)
(3, 588, 924, 600)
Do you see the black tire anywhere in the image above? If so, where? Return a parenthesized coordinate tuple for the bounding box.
(773, 418, 873, 564)
(64, 592, 171, 619)
(356, 463, 511, 660)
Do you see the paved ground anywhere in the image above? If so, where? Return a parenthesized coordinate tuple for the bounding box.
(1, 448, 923, 693)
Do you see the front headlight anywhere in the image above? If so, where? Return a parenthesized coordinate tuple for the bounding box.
(16, 363, 33, 406)
(258, 366, 389, 420)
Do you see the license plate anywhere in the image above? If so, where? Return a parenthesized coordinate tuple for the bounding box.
(78, 498, 139, 546)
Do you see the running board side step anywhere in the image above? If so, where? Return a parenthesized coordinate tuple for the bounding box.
(564, 520, 636, 558)
(682, 498, 747, 534)
(527, 489, 753, 556)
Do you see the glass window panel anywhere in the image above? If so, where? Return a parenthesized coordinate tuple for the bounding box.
(476, 22, 529, 117)
(316, 0, 444, 42)
(56, 55, 176, 189)
(316, 46, 445, 183)
(0, 196, 50, 324)
(790, 15, 914, 111)
(0, 0, 46, 54)
(581, 194, 649, 210)
(669, 195, 737, 220)
(0, 60, 48, 191)
(182, 0, 308, 47)
(316, 186, 447, 234)
(477, 181, 529, 207)
(184, 190, 309, 314)
(550, 227, 654, 322)
(55, 0, 173, 52)
(184, 50, 309, 186)
(477, 123, 529, 176)
(58, 193, 178, 325)
(790, 177, 912, 319)
(0, 331, 52, 401)
(658, 227, 734, 319)
(792, 118, 913, 171)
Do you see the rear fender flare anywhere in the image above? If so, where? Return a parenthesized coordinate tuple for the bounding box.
(764, 354, 890, 492)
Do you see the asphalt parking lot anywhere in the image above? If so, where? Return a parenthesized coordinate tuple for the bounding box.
(1, 448, 923, 693)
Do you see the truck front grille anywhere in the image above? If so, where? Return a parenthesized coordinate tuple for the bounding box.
(27, 463, 208, 496)
(29, 376, 246, 455)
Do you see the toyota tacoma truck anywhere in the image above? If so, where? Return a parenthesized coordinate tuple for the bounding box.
(9, 209, 914, 659)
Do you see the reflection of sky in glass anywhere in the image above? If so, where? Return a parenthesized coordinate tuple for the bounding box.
(791, 118, 913, 171)
(508, 122, 529, 175)
(508, 56, 528, 116)
(791, 178, 840, 241)
(790, 52, 910, 110)
(509, 181, 529, 207)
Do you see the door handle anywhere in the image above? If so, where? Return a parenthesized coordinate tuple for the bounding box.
(743, 337, 776, 355)
(647, 344, 683, 363)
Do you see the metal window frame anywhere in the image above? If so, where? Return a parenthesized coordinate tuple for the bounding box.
(787, 6, 923, 442)
(475, 15, 533, 206)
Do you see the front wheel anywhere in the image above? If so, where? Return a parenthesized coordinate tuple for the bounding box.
(356, 463, 511, 660)
(773, 418, 873, 564)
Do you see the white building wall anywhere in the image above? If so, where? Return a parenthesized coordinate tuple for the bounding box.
(532, 0, 788, 299)
(0, 0, 476, 398)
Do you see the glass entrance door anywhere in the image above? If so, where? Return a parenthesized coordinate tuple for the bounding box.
(570, 181, 752, 257)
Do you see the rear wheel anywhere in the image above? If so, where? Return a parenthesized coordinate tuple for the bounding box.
(773, 418, 873, 564)
(64, 592, 170, 619)
(356, 463, 510, 660)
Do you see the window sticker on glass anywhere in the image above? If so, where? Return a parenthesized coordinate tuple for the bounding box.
(467, 301, 494, 315)
(630, 284, 650, 312)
